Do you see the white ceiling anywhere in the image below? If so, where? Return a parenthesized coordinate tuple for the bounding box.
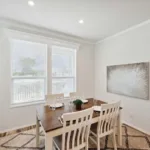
(0, 0, 150, 42)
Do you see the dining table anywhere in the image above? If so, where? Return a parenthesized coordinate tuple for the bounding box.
(36, 98, 122, 150)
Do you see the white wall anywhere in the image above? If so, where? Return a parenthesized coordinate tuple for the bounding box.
(0, 28, 94, 132)
(95, 21, 150, 134)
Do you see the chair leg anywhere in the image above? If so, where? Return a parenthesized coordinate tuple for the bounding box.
(85, 143, 88, 150)
(112, 132, 117, 150)
(97, 137, 100, 150)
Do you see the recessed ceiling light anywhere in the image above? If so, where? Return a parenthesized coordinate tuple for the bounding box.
(78, 19, 84, 24)
(28, 0, 35, 6)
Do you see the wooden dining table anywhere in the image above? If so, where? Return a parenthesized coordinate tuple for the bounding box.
(36, 98, 122, 150)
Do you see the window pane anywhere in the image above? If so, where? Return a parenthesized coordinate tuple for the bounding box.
(52, 78, 75, 95)
(11, 39, 47, 77)
(13, 79, 45, 104)
(52, 46, 75, 77)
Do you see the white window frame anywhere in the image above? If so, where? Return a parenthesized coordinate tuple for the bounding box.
(51, 45, 77, 96)
(10, 38, 48, 107)
(4, 29, 79, 107)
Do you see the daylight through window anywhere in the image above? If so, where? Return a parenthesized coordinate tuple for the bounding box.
(52, 46, 76, 96)
(11, 39, 47, 104)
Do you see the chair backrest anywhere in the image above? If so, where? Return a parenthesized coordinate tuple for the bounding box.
(70, 92, 84, 100)
(45, 94, 64, 105)
(97, 101, 120, 136)
(70, 92, 77, 97)
(62, 107, 93, 150)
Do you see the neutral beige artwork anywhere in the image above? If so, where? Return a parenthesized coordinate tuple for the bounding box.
(107, 62, 149, 100)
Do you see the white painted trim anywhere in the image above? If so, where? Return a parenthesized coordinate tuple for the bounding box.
(4, 28, 80, 49)
(0, 123, 35, 134)
(0, 17, 95, 45)
(123, 121, 150, 135)
(96, 19, 150, 44)
(2, 17, 150, 45)
(10, 100, 45, 108)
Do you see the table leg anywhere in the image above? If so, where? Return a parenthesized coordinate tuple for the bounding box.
(45, 133, 53, 150)
(36, 115, 40, 147)
(117, 109, 122, 146)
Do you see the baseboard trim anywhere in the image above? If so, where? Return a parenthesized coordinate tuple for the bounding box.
(0, 124, 36, 138)
(123, 121, 150, 136)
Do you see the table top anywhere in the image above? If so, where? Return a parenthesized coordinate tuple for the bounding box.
(36, 98, 120, 133)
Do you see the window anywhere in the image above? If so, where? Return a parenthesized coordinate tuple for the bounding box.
(52, 46, 76, 96)
(11, 39, 47, 105)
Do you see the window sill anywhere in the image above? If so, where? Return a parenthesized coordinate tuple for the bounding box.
(10, 100, 45, 108)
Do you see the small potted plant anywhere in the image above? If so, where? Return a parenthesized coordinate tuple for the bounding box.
(73, 99, 83, 110)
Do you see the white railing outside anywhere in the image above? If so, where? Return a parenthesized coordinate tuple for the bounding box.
(13, 79, 45, 103)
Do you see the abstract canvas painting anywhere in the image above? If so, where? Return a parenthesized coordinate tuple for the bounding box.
(107, 62, 149, 100)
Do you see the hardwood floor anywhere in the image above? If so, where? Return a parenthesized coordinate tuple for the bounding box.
(0, 124, 150, 150)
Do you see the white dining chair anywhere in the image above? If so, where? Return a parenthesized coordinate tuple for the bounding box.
(45, 93, 64, 105)
(69, 92, 77, 97)
(53, 107, 94, 150)
(90, 101, 120, 150)
(70, 92, 84, 101)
